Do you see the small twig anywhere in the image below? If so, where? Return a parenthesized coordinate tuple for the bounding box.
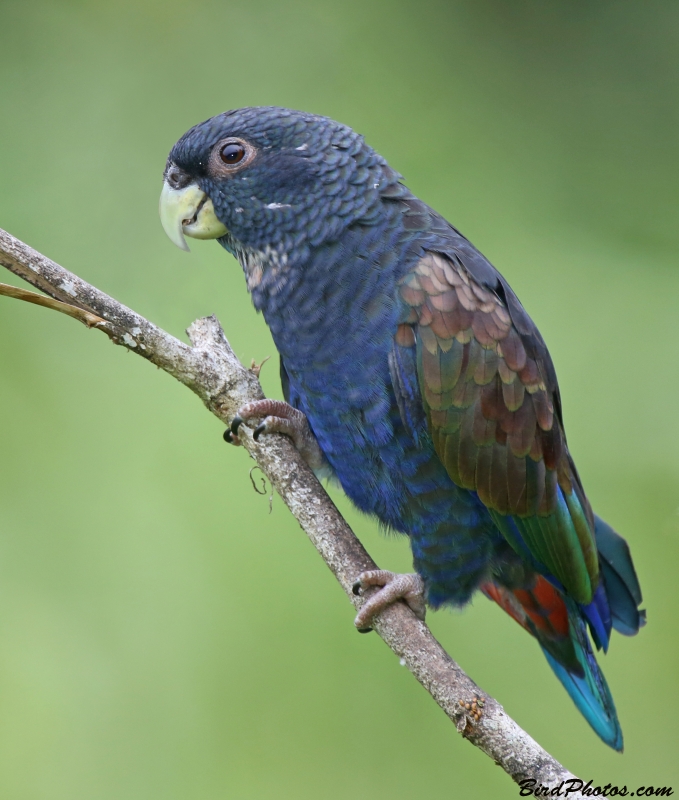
(249, 465, 268, 495)
(249, 354, 271, 378)
(249, 465, 275, 512)
(0, 281, 110, 329)
(0, 226, 586, 797)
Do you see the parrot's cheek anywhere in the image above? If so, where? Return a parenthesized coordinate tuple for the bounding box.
(159, 181, 227, 252)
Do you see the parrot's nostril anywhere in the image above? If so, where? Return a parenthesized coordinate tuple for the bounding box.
(165, 164, 191, 190)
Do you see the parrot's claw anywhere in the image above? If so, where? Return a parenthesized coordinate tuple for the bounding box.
(230, 415, 246, 437)
(253, 422, 268, 441)
(352, 570, 426, 630)
(225, 400, 326, 471)
(224, 426, 244, 445)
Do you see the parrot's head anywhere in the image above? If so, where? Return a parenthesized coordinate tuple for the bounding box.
(159, 107, 399, 280)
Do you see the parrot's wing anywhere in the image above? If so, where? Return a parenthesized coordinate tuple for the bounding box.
(396, 249, 599, 604)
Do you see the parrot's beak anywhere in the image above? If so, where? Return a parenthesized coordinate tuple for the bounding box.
(159, 180, 227, 252)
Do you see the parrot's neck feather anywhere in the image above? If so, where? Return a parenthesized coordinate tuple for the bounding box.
(237, 243, 290, 292)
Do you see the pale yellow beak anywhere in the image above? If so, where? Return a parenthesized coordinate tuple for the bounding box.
(159, 181, 227, 252)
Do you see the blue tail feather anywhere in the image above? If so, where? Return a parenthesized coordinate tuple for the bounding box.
(595, 515, 646, 636)
(542, 601, 623, 751)
(581, 581, 612, 652)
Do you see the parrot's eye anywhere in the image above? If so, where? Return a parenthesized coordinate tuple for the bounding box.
(220, 143, 245, 164)
(209, 137, 256, 176)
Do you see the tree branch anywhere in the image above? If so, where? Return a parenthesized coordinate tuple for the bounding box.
(0, 227, 586, 796)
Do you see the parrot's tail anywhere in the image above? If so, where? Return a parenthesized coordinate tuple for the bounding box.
(482, 575, 624, 749)
(481, 515, 644, 751)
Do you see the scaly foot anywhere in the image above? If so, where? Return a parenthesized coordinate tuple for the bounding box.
(224, 399, 326, 471)
(352, 570, 426, 632)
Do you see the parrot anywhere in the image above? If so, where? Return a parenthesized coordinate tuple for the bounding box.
(158, 107, 644, 750)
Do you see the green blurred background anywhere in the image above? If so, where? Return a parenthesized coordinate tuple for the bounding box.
(1, 1, 678, 797)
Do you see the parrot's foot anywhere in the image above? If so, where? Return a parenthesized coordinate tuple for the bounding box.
(225, 399, 326, 471)
(352, 571, 426, 632)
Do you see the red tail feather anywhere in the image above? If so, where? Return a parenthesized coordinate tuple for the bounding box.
(481, 575, 569, 640)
